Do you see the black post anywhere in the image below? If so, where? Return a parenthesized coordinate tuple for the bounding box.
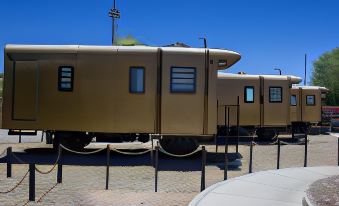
(277, 139, 281, 169)
(57, 145, 63, 183)
(224, 136, 228, 180)
(151, 135, 154, 166)
(106, 144, 110, 190)
(304, 134, 308, 167)
(41, 131, 44, 142)
(236, 96, 240, 154)
(19, 130, 22, 143)
(227, 107, 230, 137)
(29, 163, 35, 201)
(7, 147, 12, 178)
(201, 146, 206, 191)
(224, 106, 227, 137)
(155, 146, 159, 192)
(215, 134, 218, 153)
(249, 141, 253, 173)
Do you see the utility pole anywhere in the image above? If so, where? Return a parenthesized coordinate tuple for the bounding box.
(108, 0, 120, 45)
(304, 54, 307, 86)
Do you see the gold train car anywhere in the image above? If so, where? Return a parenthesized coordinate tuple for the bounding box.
(2, 44, 240, 153)
(290, 85, 329, 134)
(217, 73, 302, 139)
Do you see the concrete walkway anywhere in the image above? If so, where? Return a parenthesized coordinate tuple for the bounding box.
(189, 166, 339, 206)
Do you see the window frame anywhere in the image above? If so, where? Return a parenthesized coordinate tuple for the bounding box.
(170, 67, 197, 93)
(129, 67, 145, 94)
(244, 86, 255, 103)
(290, 95, 297, 106)
(58, 66, 74, 92)
(269, 86, 283, 103)
(306, 95, 316, 106)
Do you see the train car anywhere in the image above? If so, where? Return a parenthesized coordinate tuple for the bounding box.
(290, 86, 329, 134)
(217, 73, 302, 139)
(2, 44, 241, 154)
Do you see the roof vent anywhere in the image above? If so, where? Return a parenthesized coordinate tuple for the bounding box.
(163, 42, 191, 48)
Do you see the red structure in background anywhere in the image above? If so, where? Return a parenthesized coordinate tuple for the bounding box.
(323, 106, 339, 120)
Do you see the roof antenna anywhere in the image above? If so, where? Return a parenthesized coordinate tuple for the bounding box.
(109, 0, 121, 45)
(199, 37, 207, 48)
(304, 53, 307, 86)
(274, 68, 282, 75)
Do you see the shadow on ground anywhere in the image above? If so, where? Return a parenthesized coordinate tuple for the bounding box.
(0, 147, 242, 172)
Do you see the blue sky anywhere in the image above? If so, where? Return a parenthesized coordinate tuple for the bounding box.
(1, 0, 338, 84)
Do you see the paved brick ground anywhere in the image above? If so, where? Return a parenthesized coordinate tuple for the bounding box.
(0, 131, 338, 206)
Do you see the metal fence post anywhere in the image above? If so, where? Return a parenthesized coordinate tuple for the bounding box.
(57, 145, 63, 183)
(277, 139, 281, 169)
(7, 147, 12, 178)
(155, 145, 159, 192)
(29, 163, 35, 201)
(236, 96, 240, 154)
(224, 136, 228, 180)
(106, 144, 110, 190)
(201, 146, 206, 191)
(150, 135, 154, 166)
(249, 141, 253, 173)
(304, 134, 308, 167)
(19, 130, 22, 143)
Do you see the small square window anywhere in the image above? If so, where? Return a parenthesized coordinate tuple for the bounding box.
(130, 67, 145, 93)
(244, 86, 254, 103)
(306, 95, 315, 106)
(291, 95, 297, 106)
(58, 66, 74, 91)
(269, 87, 282, 103)
(170, 67, 196, 93)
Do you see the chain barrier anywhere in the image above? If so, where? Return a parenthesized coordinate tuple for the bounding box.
(0, 169, 29, 194)
(60, 144, 106, 155)
(110, 147, 152, 155)
(37, 183, 58, 203)
(0, 149, 7, 159)
(158, 144, 202, 158)
(11, 152, 27, 164)
(35, 148, 62, 175)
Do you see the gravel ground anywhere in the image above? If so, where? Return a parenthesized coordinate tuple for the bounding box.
(0, 131, 338, 206)
(307, 175, 339, 206)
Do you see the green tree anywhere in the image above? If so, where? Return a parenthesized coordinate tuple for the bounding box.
(114, 35, 143, 46)
(312, 48, 339, 106)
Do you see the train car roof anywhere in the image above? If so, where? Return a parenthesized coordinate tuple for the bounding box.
(218, 72, 302, 84)
(5, 44, 241, 69)
(292, 85, 329, 92)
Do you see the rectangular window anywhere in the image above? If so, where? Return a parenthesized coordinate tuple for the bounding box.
(170, 67, 196, 93)
(269, 87, 282, 103)
(291, 95, 297, 106)
(58, 66, 74, 91)
(130, 67, 145, 93)
(306, 95, 315, 106)
(244, 86, 254, 103)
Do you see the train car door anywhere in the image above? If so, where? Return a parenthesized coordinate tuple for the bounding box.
(12, 61, 38, 121)
(160, 50, 205, 135)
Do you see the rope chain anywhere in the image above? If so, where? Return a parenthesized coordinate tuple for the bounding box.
(60, 144, 106, 155)
(35, 148, 62, 175)
(11, 153, 27, 164)
(0, 169, 29, 194)
(0, 149, 7, 159)
(37, 183, 58, 203)
(158, 144, 202, 158)
(110, 148, 152, 155)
